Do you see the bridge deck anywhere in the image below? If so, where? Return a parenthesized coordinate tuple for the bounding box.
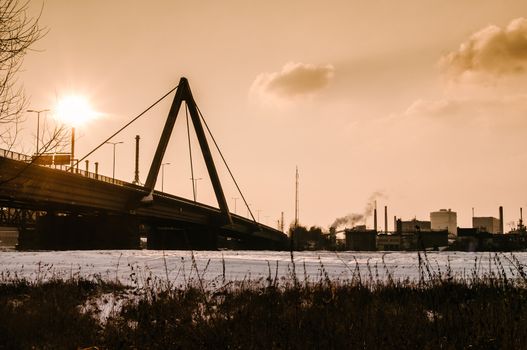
(0, 151, 287, 244)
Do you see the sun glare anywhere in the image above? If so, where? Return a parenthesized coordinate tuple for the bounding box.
(55, 95, 99, 127)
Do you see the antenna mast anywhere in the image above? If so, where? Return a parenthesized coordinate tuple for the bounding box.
(295, 166, 299, 228)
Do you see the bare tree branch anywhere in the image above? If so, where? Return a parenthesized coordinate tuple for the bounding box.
(0, 0, 46, 148)
(0, 124, 68, 186)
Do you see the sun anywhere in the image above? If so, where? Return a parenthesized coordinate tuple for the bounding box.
(55, 95, 99, 127)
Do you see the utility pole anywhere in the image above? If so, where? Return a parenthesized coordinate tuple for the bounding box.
(105, 141, 124, 182)
(133, 135, 141, 184)
(295, 166, 299, 228)
(232, 197, 239, 214)
(384, 206, 388, 233)
(190, 177, 203, 201)
(71, 127, 75, 172)
(161, 162, 170, 192)
(27, 109, 50, 154)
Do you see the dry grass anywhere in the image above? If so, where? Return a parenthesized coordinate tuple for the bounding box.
(1, 252, 527, 349)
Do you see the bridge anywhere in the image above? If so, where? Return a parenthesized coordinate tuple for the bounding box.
(0, 78, 289, 250)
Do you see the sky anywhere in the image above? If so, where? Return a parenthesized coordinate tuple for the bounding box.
(12, 0, 527, 231)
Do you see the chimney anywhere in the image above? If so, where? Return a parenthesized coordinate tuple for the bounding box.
(384, 206, 388, 233)
(499, 206, 504, 234)
(374, 201, 378, 232)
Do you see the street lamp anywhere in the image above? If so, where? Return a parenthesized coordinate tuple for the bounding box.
(105, 141, 123, 182)
(190, 177, 203, 201)
(161, 162, 170, 192)
(232, 197, 239, 214)
(27, 109, 50, 154)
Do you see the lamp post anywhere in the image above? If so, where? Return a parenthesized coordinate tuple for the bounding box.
(161, 162, 170, 192)
(232, 197, 239, 214)
(71, 127, 75, 172)
(105, 141, 123, 182)
(190, 177, 203, 201)
(27, 109, 50, 154)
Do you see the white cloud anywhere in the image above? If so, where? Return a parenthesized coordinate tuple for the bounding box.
(251, 62, 334, 103)
(440, 17, 527, 81)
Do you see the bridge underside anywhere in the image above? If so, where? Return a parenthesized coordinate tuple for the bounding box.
(16, 213, 286, 251)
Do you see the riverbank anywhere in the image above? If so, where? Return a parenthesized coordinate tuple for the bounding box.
(1, 252, 527, 349)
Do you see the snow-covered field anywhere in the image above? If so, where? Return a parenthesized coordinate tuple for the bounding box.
(2, 250, 527, 286)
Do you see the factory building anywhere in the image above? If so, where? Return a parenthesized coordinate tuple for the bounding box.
(344, 226, 377, 251)
(430, 209, 457, 236)
(473, 217, 501, 234)
(396, 219, 431, 233)
(376, 234, 401, 251)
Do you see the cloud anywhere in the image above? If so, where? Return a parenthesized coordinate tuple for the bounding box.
(402, 94, 527, 128)
(440, 17, 527, 80)
(251, 62, 334, 102)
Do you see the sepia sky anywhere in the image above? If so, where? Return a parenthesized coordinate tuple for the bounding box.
(17, 0, 527, 231)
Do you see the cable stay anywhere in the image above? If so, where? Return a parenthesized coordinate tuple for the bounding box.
(71, 84, 179, 170)
(70, 77, 259, 227)
(195, 104, 258, 225)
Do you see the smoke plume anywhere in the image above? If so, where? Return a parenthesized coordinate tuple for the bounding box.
(330, 191, 386, 229)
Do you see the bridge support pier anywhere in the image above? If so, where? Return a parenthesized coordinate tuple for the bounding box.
(147, 226, 218, 250)
(18, 213, 140, 250)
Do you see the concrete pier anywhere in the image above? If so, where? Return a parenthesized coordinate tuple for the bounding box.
(18, 214, 140, 250)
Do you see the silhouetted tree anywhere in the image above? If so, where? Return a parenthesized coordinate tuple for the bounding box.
(289, 225, 326, 250)
(0, 1, 68, 186)
(0, 0, 45, 147)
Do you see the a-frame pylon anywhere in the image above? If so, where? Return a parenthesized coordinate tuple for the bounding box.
(144, 77, 232, 224)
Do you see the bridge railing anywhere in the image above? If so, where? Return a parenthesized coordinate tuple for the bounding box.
(0, 149, 32, 162)
(0, 148, 125, 186)
(44, 163, 125, 186)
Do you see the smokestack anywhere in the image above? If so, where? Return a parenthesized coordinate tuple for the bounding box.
(374, 201, 377, 232)
(394, 216, 397, 234)
(499, 206, 504, 234)
(384, 206, 388, 233)
(133, 135, 140, 184)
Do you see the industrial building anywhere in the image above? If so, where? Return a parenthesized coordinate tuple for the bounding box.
(344, 226, 377, 251)
(396, 218, 431, 233)
(473, 217, 501, 234)
(376, 234, 400, 250)
(431, 209, 457, 236)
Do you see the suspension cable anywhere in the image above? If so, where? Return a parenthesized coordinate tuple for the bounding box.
(195, 105, 258, 224)
(185, 102, 196, 201)
(71, 84, 179, 169)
